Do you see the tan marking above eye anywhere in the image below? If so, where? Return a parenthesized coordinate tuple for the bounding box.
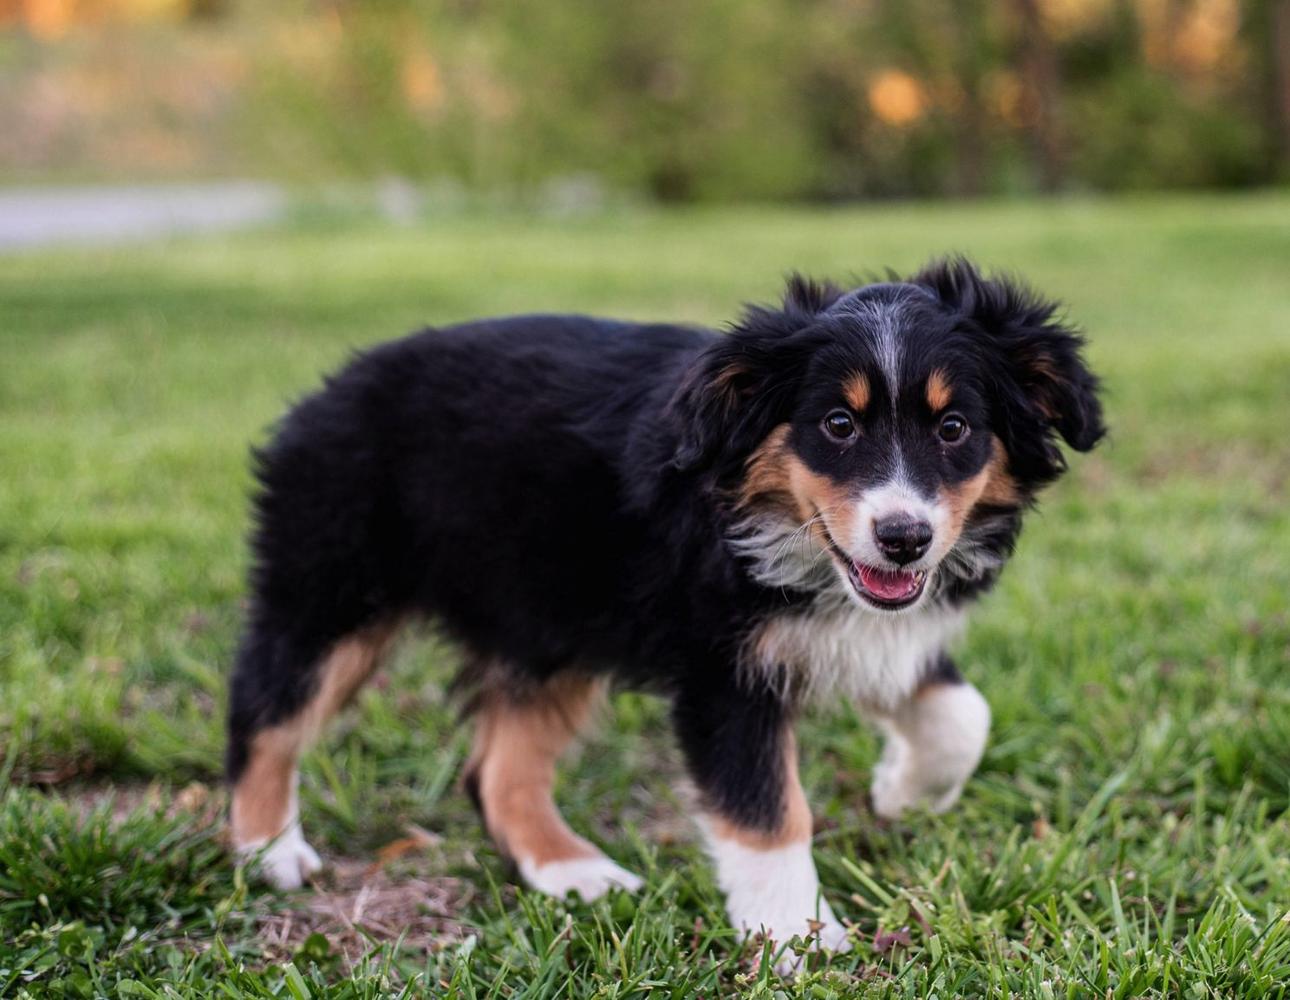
(842, 372, 870, 412)
(926, 369, 952, 411)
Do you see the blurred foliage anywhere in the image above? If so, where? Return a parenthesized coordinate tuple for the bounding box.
(0, 0, 1288, 198)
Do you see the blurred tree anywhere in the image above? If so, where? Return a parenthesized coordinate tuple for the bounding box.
(949, 0, 990, 196)
(1, 0, 1285, 197)
(1279, 0, 1290, 176)
(187, 0, 229, 21)
(1246, 0, 1290, 178)
(1014, 0, 1066, 191)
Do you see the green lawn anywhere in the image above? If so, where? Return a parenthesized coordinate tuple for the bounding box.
(2, 194, 1289, 998)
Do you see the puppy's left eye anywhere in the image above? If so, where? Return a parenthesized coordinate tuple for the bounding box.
(938, 413, 969, 443)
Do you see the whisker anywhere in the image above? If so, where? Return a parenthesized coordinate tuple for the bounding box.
(728, 501, 858, 603)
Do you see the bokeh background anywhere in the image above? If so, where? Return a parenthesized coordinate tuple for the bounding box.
(2, 0, 1288, 200)
(2, 2, 1290, 997)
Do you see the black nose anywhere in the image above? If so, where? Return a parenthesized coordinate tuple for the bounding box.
(873, 515, 933, 565)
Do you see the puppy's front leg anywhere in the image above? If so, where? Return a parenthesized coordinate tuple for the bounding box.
(672, 678, 848, 967)
(870, 656, 990, 819)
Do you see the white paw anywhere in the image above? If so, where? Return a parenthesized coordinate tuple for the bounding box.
(760, 907, 852, 975)
(734, 896, 849, 949)
(870, 751, 914, 819)
(812, 914, 852, 952)
(871, 753, 970, 818)
(870, 682, 990, 819)
(927, 780, 969, 814)
(240, 824, 323, 890)
(518, 854, 644, 900)
(704, 833, 850, 973)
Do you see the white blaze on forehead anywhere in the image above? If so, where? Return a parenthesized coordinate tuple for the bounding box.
(858, 478, 939, 523)
(849, 299, 905, 407)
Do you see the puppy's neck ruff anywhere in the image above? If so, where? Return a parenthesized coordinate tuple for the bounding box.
(743, 597, 966, 710)
(730, 513, 968, 709)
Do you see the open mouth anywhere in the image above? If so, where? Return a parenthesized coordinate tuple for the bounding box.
(846, 563, 927, 609)
(820, 524, 928, 610)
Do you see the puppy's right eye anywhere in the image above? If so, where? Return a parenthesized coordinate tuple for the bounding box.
(938, 412, 969, 443)
(822, 410, 856, 440)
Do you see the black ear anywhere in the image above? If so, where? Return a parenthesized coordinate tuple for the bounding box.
(670, 275, 838, 473)
(913, 257, 1105, 483)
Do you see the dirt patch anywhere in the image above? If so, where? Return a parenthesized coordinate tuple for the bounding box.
(258, 859, 475, 967)
(61, 782, 476, 966)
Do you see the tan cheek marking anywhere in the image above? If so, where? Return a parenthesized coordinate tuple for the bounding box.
(707, 730, 812, 849)
(231, 623, 399, 845)
(926, 369, 952, 411)
(738, 424, 800, 515)
(843, 372, 870, 412)
(979, 453, 1020, 508)
(937, 436, 1020, 541)
(788, 456, 857, 549)
(467, 674, 606, 866)
(737, 425, 858, 550)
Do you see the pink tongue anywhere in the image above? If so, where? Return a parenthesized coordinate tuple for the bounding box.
(858, 565, 918, 600)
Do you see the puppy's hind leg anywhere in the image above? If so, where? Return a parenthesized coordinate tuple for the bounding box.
(869, 656, 990, 819)
(463, 671, 643, 900)
(226, 620, 399, 888)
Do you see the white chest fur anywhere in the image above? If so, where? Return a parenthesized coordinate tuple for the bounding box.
(742, 601, 966, 710)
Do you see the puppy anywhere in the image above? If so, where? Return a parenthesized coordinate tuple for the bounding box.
(226, 257, 1103, 958)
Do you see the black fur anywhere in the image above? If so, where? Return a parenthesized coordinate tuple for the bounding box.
(227, 258, 1102, 832)
(912, 256, 1106, 485)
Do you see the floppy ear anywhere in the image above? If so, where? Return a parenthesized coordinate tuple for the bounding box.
(670, 275, 839, 473)
(913, 257, 1105, 483)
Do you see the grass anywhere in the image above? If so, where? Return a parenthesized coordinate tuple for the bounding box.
(1, 192, 1289, 997)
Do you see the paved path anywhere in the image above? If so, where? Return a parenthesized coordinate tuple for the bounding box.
(0, 182, 288, 251)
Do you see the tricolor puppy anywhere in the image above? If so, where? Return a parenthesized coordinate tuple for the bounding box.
(226, 258, 1103, 959)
